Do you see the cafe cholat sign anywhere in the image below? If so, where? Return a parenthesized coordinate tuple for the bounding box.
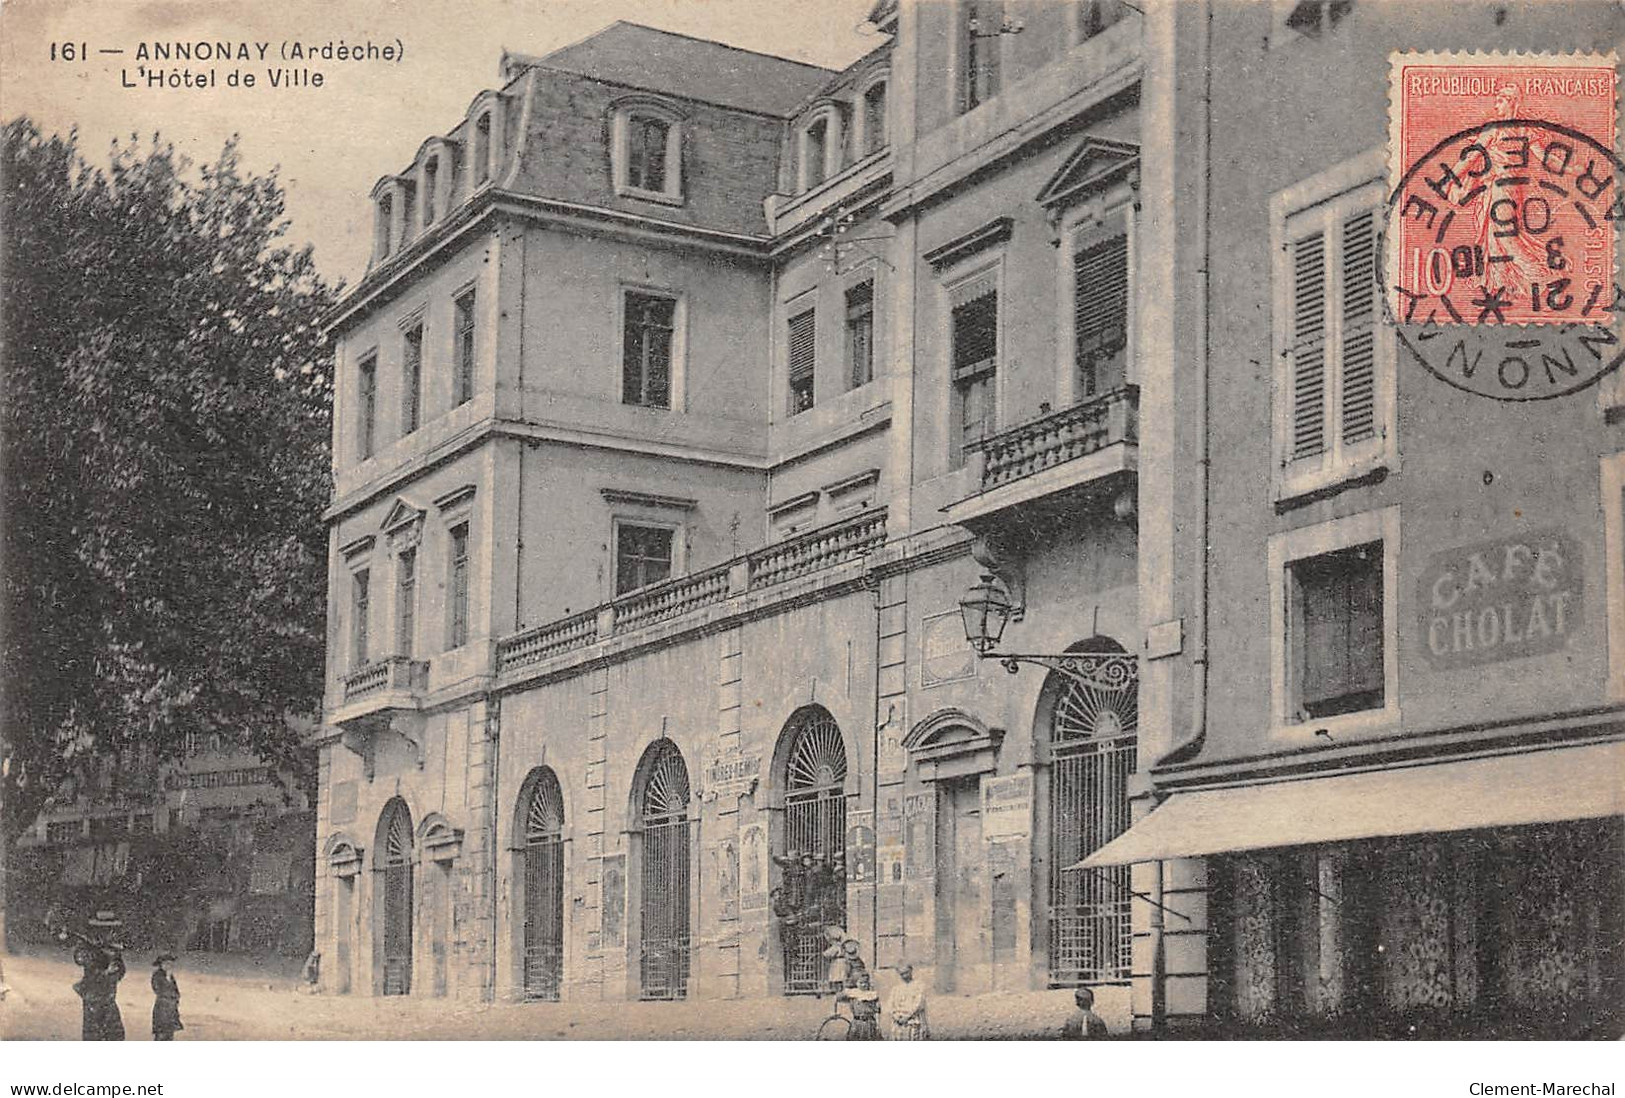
(1419, 530, 1581, 671)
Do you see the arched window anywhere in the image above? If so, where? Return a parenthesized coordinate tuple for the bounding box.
(777, 706, 848, 994)
(518, 767, 565, 1001)
(636, 739, 691, 1000)
(1043, 639, 1137, 986)
(375, 797, 414, 996)
(861, 79, 889, 156)
(376, 193, 393, 259)
(610, 98, 685, 204)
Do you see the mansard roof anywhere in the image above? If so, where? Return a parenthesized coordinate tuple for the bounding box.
(526, 21, 836, 117)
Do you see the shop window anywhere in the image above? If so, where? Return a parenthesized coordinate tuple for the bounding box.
(615, 523, 674, 595)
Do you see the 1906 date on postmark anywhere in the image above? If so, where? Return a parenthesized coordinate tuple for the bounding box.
(1387, 52, 1623, 400)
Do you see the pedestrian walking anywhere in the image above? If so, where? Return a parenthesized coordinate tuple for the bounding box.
(1061, 987, 1108, 1040)
(150, 954, 183, 1041)
(73, 944, 127, 1040)
(888, 963, 929, 1040)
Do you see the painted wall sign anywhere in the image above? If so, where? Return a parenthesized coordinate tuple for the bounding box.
(710, 837, 740, 921)
(904, 792, 935, 880)
(703, 748, 762, 800)
(877, 698, 908, 781)
(922, 609, 977, 686)
(981, 773, 1033, 838)
(740, 824, 769, 912)
(1418, 529, 1582, 671)
(846, 811, 876, 884)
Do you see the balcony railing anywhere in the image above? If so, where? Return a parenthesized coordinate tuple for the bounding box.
(970, 385, 1138, 493)
(496, 509, 888, 676)
(343, 655, 430, 704)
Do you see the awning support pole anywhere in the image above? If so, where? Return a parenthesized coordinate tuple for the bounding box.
(1076, 865, 1192, 925)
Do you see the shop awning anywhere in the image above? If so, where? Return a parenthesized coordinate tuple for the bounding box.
(1076, 740, 1625, 868)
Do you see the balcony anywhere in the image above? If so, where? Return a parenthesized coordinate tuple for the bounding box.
(331, 655, 430, 772)
(943, 386, 1138, 529)
(496, 509, 887, 678)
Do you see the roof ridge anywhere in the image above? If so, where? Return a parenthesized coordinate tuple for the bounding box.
(551, 19, 838, 74)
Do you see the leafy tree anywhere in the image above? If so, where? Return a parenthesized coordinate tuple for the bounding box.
(0, 119, 335, 934)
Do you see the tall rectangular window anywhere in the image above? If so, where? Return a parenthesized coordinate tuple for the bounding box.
(787, 308, 816, 415)
(846, 281, 874, 390)
(357, 354, 378, 459)
(629, 116, 670, 193)
(962, 0, 1002, 113)
(447, 524, 469, 650)
(396, 547, 417, 657)
(1273, 166, 1392, 500)
(377, 195, 393, 258)
(454, 290, 476, 406)
(950, 281, 998, 467)
(402, 325, 423, 435)
(615, 524, 674, 595)
(1073, 231, 1129, 399)
(351, 569, 370, 669)
(623, 292, 676, 409)
(1290, 542, 1383, 719)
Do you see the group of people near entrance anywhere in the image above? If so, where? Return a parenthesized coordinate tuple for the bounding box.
(821, 927, 927, 1040)
(822, 925, 1109, 1041)
(61, 910, 184, 1041)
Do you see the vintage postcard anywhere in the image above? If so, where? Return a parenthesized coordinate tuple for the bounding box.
(0, 1, 1621, 1093)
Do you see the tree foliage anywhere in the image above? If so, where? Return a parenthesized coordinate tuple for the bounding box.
(1, 118, 336, 837)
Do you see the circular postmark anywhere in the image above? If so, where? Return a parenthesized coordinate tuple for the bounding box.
(1384, 117, 1624, 401)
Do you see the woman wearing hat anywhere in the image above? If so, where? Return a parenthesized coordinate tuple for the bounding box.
(150, 955, 183, 1041)
(72, 911, 127, 1041)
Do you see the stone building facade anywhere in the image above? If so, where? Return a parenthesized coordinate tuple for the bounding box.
(315, 2, 1623, 1036)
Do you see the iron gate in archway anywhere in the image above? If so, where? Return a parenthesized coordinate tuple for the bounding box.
(639, 742, 691, 1001)
(522, 770, 565, 1001)
(1047, 652, 1137, 985)
(780, 710, 848, 995)
(380, 802, 414, 996)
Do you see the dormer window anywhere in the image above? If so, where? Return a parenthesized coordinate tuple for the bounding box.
(423, 157, 439, 226)
(611, 99, 684, 205)
(861, 81, 888, 156)
(474, 114, 491, 185)
(376, 194, 394, 259)
(805, 120, 829, 189)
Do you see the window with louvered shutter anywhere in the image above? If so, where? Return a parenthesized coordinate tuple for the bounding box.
(1074, 232, 1128, 399)
(1340, 212, 1377, 446)
(351, 569, 370, 670)
(1293, 542, 1383, 719)
(788, 309, 816, 415)
(846, 281, 874, 390)
(1276, 172, 1391, 498)
(949, 277, 998, 468)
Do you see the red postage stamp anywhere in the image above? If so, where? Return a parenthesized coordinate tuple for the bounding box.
(1388, 52, 1619, 328)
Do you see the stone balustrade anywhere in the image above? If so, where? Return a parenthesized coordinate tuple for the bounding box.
(972, 385, 1138, 492)
(343, 655, 430, 703)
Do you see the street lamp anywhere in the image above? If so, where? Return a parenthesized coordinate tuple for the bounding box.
(958, 573, 1137, 692)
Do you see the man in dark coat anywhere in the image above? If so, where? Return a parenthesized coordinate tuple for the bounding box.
(150, 955, 183, 1040)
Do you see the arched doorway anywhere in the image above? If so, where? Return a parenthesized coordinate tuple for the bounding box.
(777, 706, 849, 994)
(375, 798, 414, 996)
(635, 739, 691, 1000)
(518, 767, 565, 1001)
(1040, 638, 1137, 986)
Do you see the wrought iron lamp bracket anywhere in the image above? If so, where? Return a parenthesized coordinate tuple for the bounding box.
(983, 652, 1137, 692)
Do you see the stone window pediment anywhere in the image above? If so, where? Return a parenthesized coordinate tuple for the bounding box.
(905, 708, 1003, 779)
(418, 812, 465, 862)
(1035, 137, 1140, 216)
(381, 498, 427, 548)
(325, 835, 365, 878)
